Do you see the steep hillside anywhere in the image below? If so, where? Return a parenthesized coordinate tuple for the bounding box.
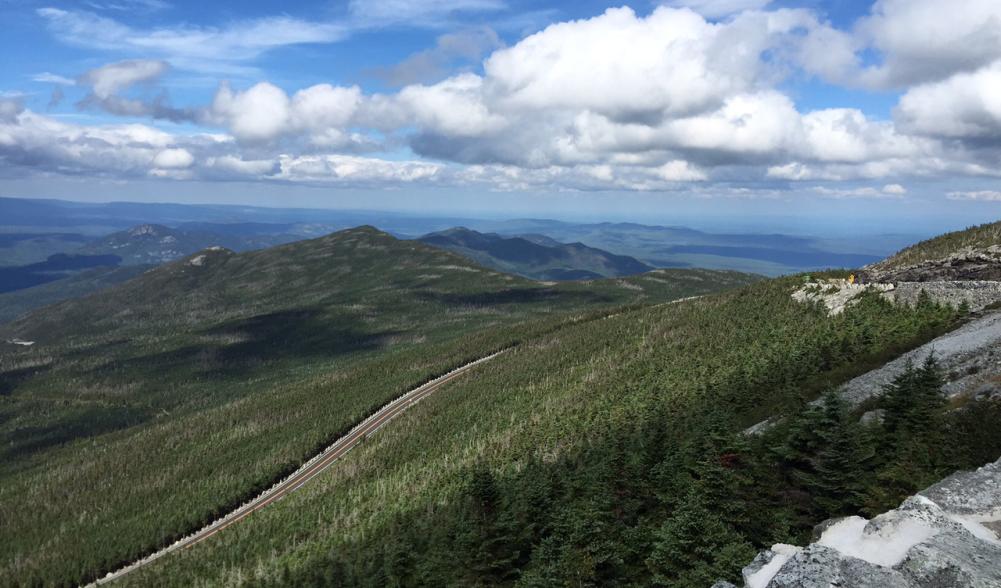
(5, 227, 990, 587)
(112, 274, 985, 588)
(418, 227, 654, 280)
(0, 226, 756, 586)
(864, 220, 1001, 282)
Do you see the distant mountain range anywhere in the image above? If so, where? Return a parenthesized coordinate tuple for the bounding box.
(79, 224, 299, 265)
(0, 194, 932, 326)
(0, 223, 304, 318)
(477, 220, 888, 276)
(0, 196, 928, 281)
(0, 221, 757, 322)
(2, 226, 755, 347)
(418, 227, 654, 280)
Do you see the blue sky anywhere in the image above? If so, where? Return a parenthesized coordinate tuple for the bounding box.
(1, 0, 1000, 232)
(3, 0, 891, 116)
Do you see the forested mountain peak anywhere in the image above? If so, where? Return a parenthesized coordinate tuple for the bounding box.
(2, 226, 497, 342)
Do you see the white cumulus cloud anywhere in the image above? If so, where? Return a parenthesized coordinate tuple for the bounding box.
(664, 0, 772, 19)
(482, 7, 765, 121)
(209, 82, 291, 143)
(895, 61, 1001, 140)
(855, 0, 1001, 88)
(277, 154, 442, 184)
(152, 148, 194, 169)
(16, 0, 1001, 197)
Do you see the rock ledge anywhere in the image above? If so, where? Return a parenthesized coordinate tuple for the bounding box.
(717, 458, 1001, 588)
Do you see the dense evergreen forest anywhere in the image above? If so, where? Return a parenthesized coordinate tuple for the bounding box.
(5, 228, 999, 587)
(0, 228, 753, 586)
(115, 275, 991, 587)
(284, 357, 1001, 588)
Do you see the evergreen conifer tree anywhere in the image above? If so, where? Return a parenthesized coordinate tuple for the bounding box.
(646, 491, 754, 588)
(808, 392, 870, 517)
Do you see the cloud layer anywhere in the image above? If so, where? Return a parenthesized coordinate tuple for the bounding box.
(10, 2, 1001, 198)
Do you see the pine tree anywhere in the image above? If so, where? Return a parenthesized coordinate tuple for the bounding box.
(881, 360, 919, 439)
(880, 355, 947, 455)
(915, 288, 936, 312)
(382, 519, 417, 588)
(808, 392, 870, 517)
(456, 466, 522, 585)
(865, 438, 934, 514)
(909, 354, 947, 436)
(771, 401, 824, 526)
(865, 355, 949, 513)
(646, 491, 754, 588)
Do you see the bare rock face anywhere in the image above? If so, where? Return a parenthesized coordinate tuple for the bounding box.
(833, 310, 1001, 408)
(791, 279, 895, 316)
(893, 281, 1001, 311)
(863, 246, 1001, 283)
(748, 308, 1001, 435)
(763, 545, 911, 588)
(717, 458, 1001, 588)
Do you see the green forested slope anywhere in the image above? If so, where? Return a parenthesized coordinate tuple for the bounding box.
(0, 227, 754, 586)
(873, 220, 1001, 269)
(114, 277, 975, 587)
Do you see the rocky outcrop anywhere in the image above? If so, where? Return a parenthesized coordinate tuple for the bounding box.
(835, 310, 1001, 408)
(798, 244, 1001, 314)
(793, 278, 1001, 318)
(863, 246, 1001, 283)
(894, 281, 1001, 311)
(791, 279, 895, 316)
(747, 308, 1001, 435)
(719, 458, 1001, 588)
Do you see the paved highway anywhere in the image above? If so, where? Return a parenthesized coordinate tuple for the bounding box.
(89, 351, 505, 586)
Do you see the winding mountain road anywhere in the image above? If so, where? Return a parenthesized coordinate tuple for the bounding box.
(89, 351, 505, 586)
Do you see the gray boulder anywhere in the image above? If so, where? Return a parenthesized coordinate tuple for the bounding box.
(716, 458, 1001, 588)
(765, 544, 910, 588)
